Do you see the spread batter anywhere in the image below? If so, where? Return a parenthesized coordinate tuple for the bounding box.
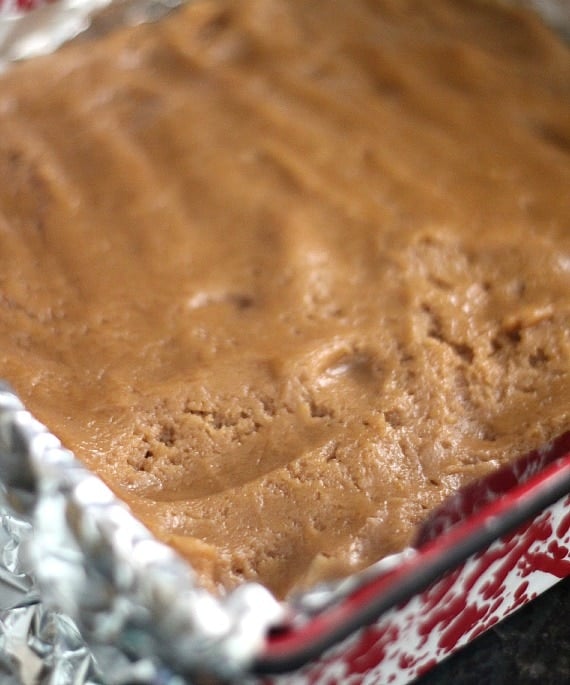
(0, 0, 568, 597)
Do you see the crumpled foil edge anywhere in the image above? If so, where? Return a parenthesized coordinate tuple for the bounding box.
(0, 0, 112, 71)
(0, 0, 188, 72)
(0, 0, 568, 74)
(0, 384, 285, 684)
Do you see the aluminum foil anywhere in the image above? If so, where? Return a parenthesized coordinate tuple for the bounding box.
(0, 385, 285, 684)
(0, 0, 110, 70)
(0, 0, 188, 71)
(1, 0, 568, 72)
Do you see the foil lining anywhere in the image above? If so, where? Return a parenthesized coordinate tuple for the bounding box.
(0, 0, 568, 72)
(0, 385, 285, 684)
(0, 0, 112, 70)
(0, 0, 186, 71)
(289, 548, 417, 618)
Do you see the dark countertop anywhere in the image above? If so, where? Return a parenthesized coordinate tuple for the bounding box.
(415, 576, 570, 685)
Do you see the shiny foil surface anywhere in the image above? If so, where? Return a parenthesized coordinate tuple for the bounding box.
(0, 0, 111, 70)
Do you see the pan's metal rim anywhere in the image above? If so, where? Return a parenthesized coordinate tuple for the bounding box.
(254, 434, 570, 674)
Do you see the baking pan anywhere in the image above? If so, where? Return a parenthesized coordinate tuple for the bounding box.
(256, 433, 570, 683)
(0, 1, 569, 684)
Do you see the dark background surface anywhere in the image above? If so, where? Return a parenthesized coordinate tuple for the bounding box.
(414, 576, 570, 685)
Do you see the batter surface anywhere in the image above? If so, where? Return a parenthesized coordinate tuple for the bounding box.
(0, 0, 569, 597)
